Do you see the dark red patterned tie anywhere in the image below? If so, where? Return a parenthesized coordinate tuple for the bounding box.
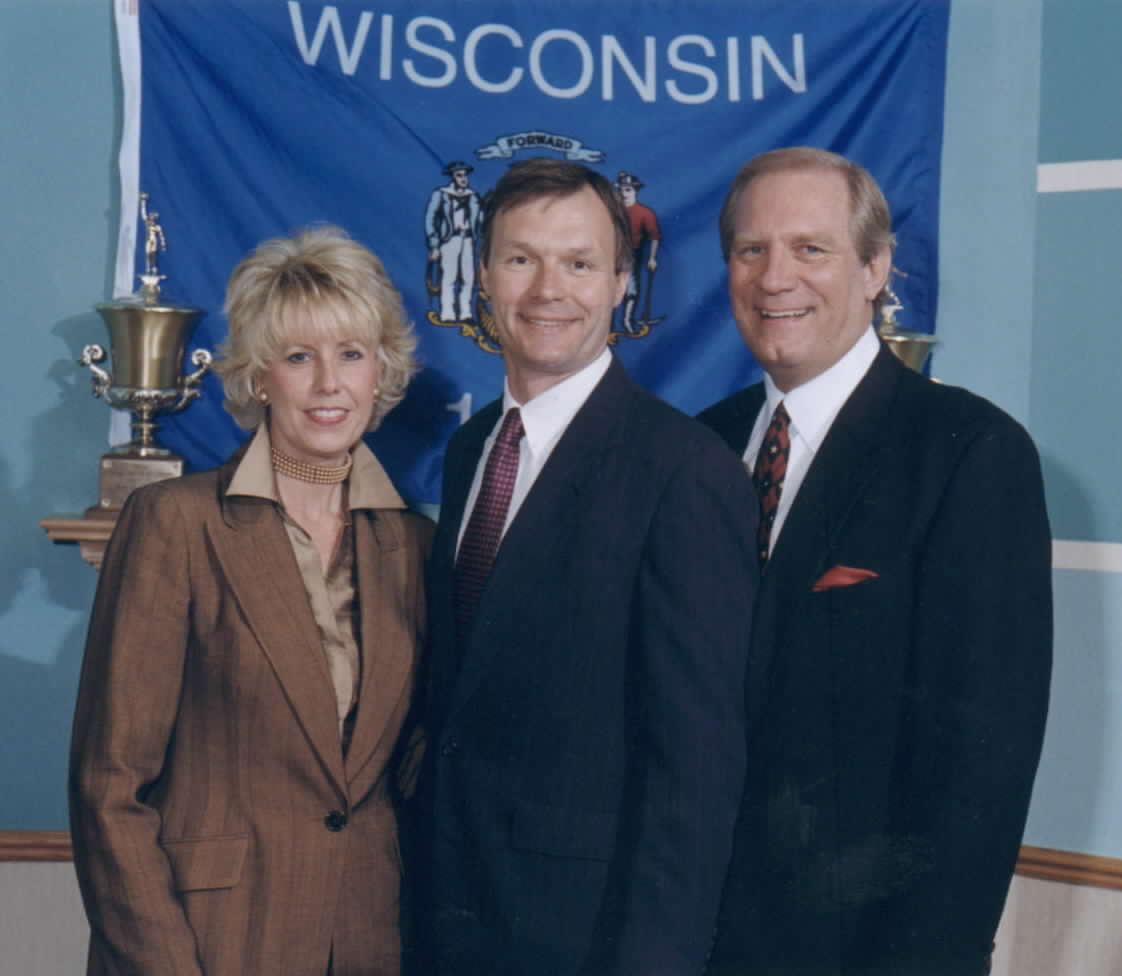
(455, 407, 524, 638)
(752, 401, 790, 566)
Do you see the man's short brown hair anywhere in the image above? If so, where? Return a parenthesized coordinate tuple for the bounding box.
(480, 158, 633, 275)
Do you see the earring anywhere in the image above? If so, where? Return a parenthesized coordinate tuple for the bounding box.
(251, 380, 269, 404)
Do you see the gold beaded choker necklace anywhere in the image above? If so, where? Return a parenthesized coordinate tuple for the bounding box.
(270, 446, 352, 484)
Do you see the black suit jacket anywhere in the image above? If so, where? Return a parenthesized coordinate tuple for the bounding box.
(698, 345, 1052, 976)
(415, 358, 758, 976)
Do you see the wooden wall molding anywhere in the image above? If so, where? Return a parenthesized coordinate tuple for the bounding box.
(0, 831, 72, 862)
(1016, 845, 1122, 891)
(2, 833, 1120, 891)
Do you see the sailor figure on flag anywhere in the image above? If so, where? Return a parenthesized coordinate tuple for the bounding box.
(425, 161, 483, 325)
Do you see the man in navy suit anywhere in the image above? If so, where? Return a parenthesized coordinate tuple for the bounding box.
(415, 158, 758, 976)
(699, 147, 1052, 976)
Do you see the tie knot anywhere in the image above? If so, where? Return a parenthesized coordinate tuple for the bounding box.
(771, 400, 790, 431)
(497, 407, 524, 447)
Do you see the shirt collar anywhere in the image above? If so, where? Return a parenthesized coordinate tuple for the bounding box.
(762, 326, 880, 453)
(226, 423, 405, 511)
(501, 348, 611, 460)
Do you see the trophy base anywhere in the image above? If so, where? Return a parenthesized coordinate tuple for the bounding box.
(92, 453, 184, 512)
(106, 442, 175, 458)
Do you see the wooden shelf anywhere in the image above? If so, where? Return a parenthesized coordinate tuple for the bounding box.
(40, 513, 117, 570)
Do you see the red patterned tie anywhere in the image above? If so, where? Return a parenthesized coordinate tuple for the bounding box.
(455, 407, 524, 638)
(752, 401, 790, 566)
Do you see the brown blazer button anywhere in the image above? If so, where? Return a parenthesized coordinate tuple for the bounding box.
(324, 810, 347, 832)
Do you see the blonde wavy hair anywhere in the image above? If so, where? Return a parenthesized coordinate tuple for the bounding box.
(216, 225, 417, 431)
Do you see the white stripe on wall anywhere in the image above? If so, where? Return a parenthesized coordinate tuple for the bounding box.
(1053, 540, 1122, 573)
(1037, 161, 1122, 193)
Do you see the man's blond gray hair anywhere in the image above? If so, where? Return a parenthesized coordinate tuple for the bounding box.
(719, 147, 897, 316)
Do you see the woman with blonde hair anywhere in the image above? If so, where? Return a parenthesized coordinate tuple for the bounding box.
(70, 226, 430, 976)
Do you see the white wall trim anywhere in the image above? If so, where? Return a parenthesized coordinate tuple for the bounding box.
(1053, 540, 1122, 573)
(1037, 160, 1122, 193)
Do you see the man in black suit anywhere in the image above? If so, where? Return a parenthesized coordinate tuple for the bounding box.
(415, 158, 758, 976)
(698, 147, 1052, 976)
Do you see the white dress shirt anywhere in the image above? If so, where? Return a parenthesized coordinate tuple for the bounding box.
(457, 348, 612, 553)
(743, 326, 880, 555)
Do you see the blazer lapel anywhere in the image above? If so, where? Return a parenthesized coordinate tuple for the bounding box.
(437, 401, 499, 577)
(344, 511, 413, 792)
(210, 470, 347, 795)
(749, 346, 904, 722)
(447, 360, 632, 719)
(719, 384, 766, 456)
(427, 401, 499, 723)
(767, 346, 903, 581)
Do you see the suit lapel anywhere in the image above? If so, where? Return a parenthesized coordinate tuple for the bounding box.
(428, 400, 499, 723)
(438, 401, 500, 577)
(210, 467, 347, 795)
(749, 346, 904, 720)
(447, 360, 633, 719)
(768, 346, 903, 581)
(716, 384, 766, 456)
(345, 511, 413, 791)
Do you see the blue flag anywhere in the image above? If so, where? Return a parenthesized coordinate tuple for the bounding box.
(120, 0, 949, 503)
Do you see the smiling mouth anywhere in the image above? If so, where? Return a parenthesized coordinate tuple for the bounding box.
(759, 308, 811, 320)
(307, 408, 348, 422)
(521, 315, 573, 328)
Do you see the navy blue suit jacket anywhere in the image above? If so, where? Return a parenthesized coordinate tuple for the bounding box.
(415, 358, 758, 976)
(699, 345, 1052, 976)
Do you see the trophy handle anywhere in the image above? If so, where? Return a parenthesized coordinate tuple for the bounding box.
(168, 348, 214, 413)
(80, 344, 112, 400)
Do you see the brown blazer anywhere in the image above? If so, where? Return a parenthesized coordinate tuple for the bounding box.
(69, 451, 432, 976)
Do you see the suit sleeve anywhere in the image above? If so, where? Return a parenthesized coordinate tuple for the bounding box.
(587, 442, 758, 976)
(394, 514, 436, 801)
(69, 485, 205, 975)
(858, 418, 1052, 971)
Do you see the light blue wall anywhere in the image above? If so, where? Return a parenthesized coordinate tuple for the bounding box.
(1037, 0, 1122, 164)
(939, 0, 1122, 859)
(936, 0, 1042, 425)
(1032, 192, 1122, 543)
(1028, 571, 1122, 855)
(2, 0, 1119, 864)
(1020, 0, 1122, 857)
(0, 0, 116, 828)
(1030, 0, 1122, 543)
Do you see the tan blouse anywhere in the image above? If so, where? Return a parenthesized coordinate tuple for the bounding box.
(226, 424, 407, 753)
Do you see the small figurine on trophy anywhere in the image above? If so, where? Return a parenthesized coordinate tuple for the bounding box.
(876, 271, 938, 373)
(79, 193, 212, 513)
(139, 192, 168, 295)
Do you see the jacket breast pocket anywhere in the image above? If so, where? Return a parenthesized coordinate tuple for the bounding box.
(162, 832, 249, 892)
(814, 556, 912, 621)
(509, 799, 617, 862)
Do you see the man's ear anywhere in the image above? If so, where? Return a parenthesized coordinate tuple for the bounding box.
(864, 246, 891, 302)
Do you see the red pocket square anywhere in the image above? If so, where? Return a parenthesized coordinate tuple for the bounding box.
(811, 565, 880, 591)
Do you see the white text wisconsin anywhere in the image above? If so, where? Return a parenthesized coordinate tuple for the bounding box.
(288, 3, 808, 104)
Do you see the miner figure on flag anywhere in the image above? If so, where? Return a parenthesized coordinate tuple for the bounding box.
(615, 171, 663, 335)
(425, 161, 483, 325)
